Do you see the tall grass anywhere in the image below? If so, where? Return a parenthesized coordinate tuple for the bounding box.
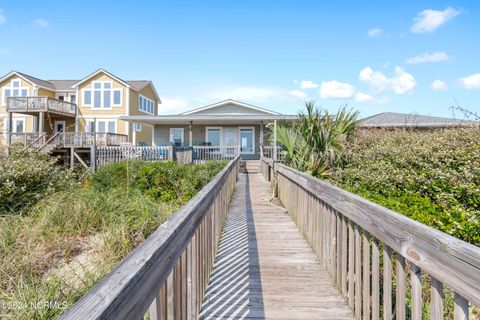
(0, 160, 227, 319)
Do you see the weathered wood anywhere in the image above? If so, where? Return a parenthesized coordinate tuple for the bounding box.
(199, 172, 354, 319)
(275, 163, 480, 307)
(60, 158, 239, 320)
(341, 216, 348, 296)
(355, 225, 362, 319)
(396, 254, 406, 320)
(348, 220, 355, 310)
(371, 239, 380, 320)
(453, 293, 469, 320)
(431, 277, 444, 320)
(410, 264, 422, 320)
(362, 232, 370, 320)
(383, 245, 392, 320)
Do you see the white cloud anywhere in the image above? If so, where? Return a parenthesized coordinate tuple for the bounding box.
(459, 73, 480, 90)
(355, 92, 374, 103)
(359, 66, 416, 95)
(288, 90, 308, 100)
(411, 7, 460, 33)
(320, 80, 355, 99)
(367, 28, 383, 37)
(431, 80, 447, 90)
(406, 51, 449, 64)
(35, 19, 49, 27)
(0, 9, 5, 25)
(300, 80, 319, 89)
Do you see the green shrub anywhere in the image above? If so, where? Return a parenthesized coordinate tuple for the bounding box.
(0, 148, 74, 214)
(332, 127, 480, 245)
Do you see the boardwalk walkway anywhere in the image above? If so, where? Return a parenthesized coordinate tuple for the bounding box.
(199, 170, 354, 319)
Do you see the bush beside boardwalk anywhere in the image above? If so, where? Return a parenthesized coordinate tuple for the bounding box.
(0, 154, 227, 320)
(332, 127, 480, 246)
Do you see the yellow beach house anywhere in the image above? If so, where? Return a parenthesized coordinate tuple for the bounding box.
(0, 69, 160, 147)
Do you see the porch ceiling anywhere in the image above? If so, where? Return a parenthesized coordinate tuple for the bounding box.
(120, 114, 298, 125)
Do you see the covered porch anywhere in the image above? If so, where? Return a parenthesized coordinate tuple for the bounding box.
(120, 114, 297, 160)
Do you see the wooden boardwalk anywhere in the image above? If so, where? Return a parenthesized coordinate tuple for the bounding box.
(199, 171, 354, 319)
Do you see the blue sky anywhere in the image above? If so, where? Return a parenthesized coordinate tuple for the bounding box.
(0, 0, 479, 117)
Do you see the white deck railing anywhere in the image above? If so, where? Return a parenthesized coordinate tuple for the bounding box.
(6, 96, 76, 116)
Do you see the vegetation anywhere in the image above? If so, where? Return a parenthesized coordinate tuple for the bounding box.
(271, 102, 359, 178)
(332, 127, 480, 246)
(0, 157, 227, 319)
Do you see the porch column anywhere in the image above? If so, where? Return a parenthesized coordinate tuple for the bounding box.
(39, 112, 45, 133)
(189, 121, 193, 147)
(260, 122, 264, 145)
(7, 112, 12, 146)
(74, 104, 79, 133)
(132, 122, 137, 146)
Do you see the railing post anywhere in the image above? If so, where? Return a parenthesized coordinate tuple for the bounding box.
(7, 111, 12, 146)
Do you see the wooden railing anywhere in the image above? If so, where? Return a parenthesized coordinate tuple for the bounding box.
(6, 96, 77, 116)
(57, 132, 128, 148)
(8, 132, 46, 147)
(96, 146, 172, 167)
(261, 158, 480, 320)
(60, 157, 239, 319)
(193, 145, 239, 162)
(261, 145, 287, 162)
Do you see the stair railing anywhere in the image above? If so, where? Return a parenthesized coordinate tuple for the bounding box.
(38, 132, 61, 152)
(21, 133, 46, 152)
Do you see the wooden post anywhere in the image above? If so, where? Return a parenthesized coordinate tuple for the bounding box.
(92, 118, 97, 171)
(39, 111, 45, 133)
(74, 103, 79, 133)
(7, 111, 12, 146)
(189, 121, 193, 147)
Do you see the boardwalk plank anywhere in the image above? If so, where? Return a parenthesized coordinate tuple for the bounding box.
(199, 172, 354, 320)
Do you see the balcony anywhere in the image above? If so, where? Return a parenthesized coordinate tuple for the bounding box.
(6, 96, 77, 117)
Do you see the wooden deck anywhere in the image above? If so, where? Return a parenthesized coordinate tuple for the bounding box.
(199, 171, 354, 319)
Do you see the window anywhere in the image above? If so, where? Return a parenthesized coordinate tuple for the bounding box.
(169, 128, 184, 146)
(139, 94, 154, 115)
(134, 123, 142, 132)
(2, 78, 29, 105)
(82, 81, 122, 108)
(83, 90, 92, 105)
(13, 119, 25, 133)
(58, 95, 65, 101)
(85, 120, 116, 133)
(69, 95, 76, 104)
(206, 128, 221, 146)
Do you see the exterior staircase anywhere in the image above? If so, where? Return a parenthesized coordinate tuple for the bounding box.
(241, 160, 261, 174)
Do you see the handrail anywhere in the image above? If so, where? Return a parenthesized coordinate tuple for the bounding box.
(61, 157, 239, 319)
(262, 158, 479, 318)
(6, 96, 76, 116)
(38, 131, 60, 151)
(21, 133, 46, 152)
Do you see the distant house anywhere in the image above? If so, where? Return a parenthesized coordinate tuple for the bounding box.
(358, 112, 475, 129)
(121, 99, 298, 159)
(0, 69, 160, 146)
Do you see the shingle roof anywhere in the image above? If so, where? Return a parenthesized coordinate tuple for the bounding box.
(126, 80, 151, 91)
(47, 80, 78, 91)
(359, 112, 474, 128)
(16, 71, 56, 90)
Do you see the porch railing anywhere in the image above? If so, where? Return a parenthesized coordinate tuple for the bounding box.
(56, 132, 128, 148)
(261, 145, 287, 162)
(192, 145, 239, 162)
(6, 96, 76, 116)
(60, 157, 239, 319)
(261, 158, 480, 319)
(96, 146, 172, 167)
(7, 132, 46, 147)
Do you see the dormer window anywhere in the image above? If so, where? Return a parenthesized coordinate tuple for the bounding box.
(139, 94, 154, 115)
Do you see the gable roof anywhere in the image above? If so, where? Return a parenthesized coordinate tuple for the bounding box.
(72, 68, 131, 88)
(359, 112, 474, 128)
(127, 80, 161, 102)
(0, 71, 56, 90)
(181, 99, 281, 115)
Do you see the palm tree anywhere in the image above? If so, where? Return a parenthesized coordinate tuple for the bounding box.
(271, 102, 359, 178)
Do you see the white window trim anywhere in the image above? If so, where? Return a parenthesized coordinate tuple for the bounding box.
(92, 81, 113, 110)
(12, 117, 26, 133)
(139, 94, 154, 115)
(238, 126, 255, 154)
(82, 88, 92, 107)
(169, 128, 184, 144)
(134, 123, 142, 132)
(113, 88, 122, 107)
(85, 119, 118, 133)
(205, 126, 223, 146)
(2, 78, 30, 106)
